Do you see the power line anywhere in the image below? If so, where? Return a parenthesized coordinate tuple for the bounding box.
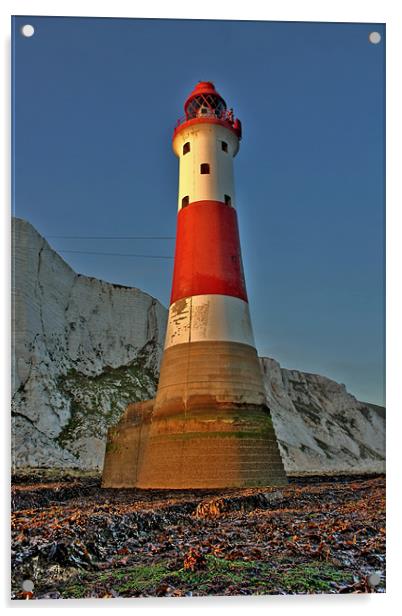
(20, 247, 174, 259)
(47, 235, 175, 240)
(57, 249, 173, 259)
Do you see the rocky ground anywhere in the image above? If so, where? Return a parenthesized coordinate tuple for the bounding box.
(11, 472, 385, 599)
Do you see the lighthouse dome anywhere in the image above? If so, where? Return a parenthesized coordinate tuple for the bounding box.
(184, 81, 227, 120)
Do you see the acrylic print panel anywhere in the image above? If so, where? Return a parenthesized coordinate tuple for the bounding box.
(11, 16, 385, 599)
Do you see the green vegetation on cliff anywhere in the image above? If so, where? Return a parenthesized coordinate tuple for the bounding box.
(56, 355, 158, 453)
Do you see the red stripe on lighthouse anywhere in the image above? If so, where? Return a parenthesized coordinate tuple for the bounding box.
(170, 200, 248, 305)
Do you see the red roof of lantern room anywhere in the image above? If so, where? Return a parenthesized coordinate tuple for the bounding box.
(173, 81, 242, 141)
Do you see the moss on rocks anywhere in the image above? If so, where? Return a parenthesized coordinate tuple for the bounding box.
(56, 357, 158, 453)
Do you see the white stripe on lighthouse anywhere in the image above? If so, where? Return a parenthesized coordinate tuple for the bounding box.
(165, 294, 255, 348)
(173, 123, 238, 210)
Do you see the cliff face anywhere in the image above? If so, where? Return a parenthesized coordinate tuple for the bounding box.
(11, 218, 385, 474)
(260, 358, 385, 475)
(12, 218, 168, 470)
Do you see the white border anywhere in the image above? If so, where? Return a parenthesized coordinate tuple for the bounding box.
(2, 1, 400, 614)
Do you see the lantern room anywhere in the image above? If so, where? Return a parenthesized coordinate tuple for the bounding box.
(184, 81, 227, 119)
(174, 81, 242, 140)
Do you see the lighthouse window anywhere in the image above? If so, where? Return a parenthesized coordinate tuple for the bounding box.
(221, 141, 228, 152)
(224, 194, 232, 206)
(182, 196, 189, 208)
(183, 142, 190, 155)
(200, 163, 210, 174)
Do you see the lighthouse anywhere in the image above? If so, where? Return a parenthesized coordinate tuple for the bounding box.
(102, 82, 287, 489)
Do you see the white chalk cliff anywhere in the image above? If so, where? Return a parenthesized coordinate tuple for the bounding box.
(260, 358, 385, 475)
(12, 218, 385, 474)
(12, 218, 167, 470)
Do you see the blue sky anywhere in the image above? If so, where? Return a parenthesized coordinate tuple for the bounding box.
(12, 16, 385, 405)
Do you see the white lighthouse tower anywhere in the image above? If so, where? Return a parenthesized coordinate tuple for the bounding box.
(102, 81, 287, 489)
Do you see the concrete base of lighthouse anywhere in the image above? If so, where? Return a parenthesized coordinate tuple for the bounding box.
(102, 402, 287, 489)
(154, 340, 268, 413)
(102, 341, 288, 489)
(140, 406, 286, 489)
